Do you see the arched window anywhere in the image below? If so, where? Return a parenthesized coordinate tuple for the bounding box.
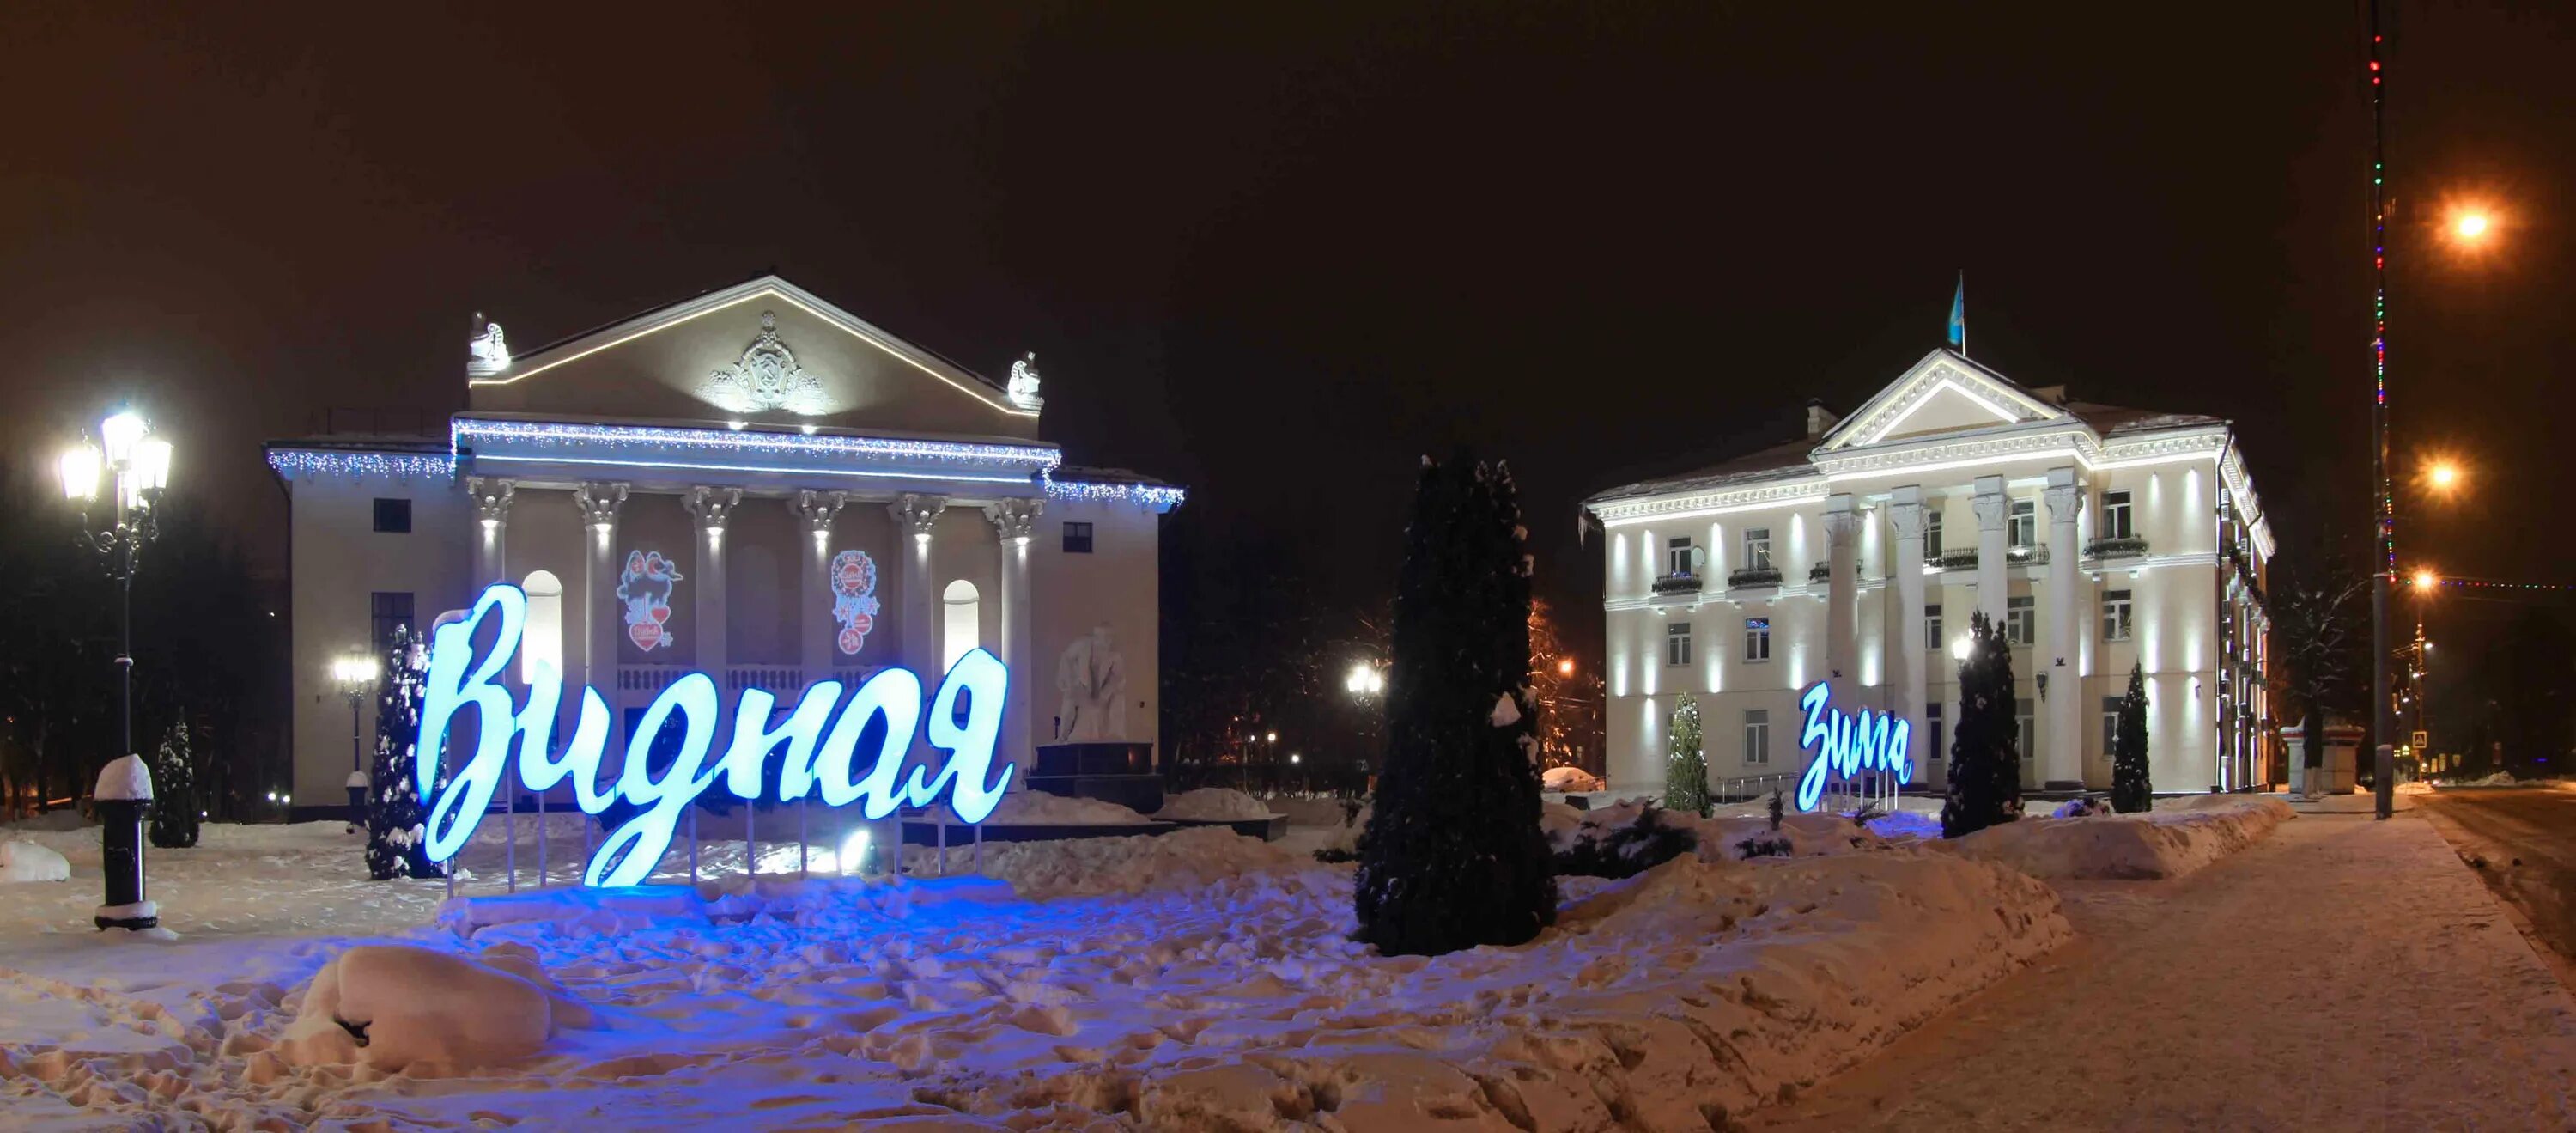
(941, 579, 981, 674)
(521, 570, 564, 684)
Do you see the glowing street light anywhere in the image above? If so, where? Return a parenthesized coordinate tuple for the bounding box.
(2425, 459, 2462, 494)
(2412, 567, 2439, 592)
(2454, 211, 2490, 241)
(1343, 662, 1386, 697)
(1556, 657, 1576, 677)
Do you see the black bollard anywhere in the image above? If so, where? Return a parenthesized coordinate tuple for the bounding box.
(345, 770, 368, 835)
(93, 754, 158, 933)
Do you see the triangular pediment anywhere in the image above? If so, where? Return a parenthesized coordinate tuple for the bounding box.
(466, 276, 1042, 440)
(1816, 349, 2068, 452)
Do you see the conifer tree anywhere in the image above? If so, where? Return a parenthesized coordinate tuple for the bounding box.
(148, 716, 199, 849)
(1354, 454, 1558, 956)
(365, 626, 446, 880)
(2111, 661, 2153, 813)
(1663, 697, 1710, 817)
(1941, 612, 2022, 838)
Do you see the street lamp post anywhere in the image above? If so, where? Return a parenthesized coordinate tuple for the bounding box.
(332, 649, 379, 832)
(60, 408, 173, 934)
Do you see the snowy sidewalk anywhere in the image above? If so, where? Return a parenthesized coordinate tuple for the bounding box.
(1749, 811, 2576, 1131)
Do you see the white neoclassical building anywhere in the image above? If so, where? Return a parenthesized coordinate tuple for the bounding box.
(266, 275, 1180, 813)
(1585, 349, 2274, 799)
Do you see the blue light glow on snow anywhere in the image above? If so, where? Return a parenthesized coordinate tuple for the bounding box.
(1793, 681, 1911, 812)
(416, 583, 1014, 886)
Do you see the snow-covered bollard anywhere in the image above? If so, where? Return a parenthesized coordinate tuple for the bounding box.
(346, 769, 369, 835)
(93, 754, 159, 933)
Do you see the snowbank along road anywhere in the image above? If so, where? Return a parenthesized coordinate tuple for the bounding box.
(2419, 785, 2576, 978)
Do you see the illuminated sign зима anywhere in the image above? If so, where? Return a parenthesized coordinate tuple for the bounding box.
(416, 583, 1013, 886)
(1794, 681, 1912, 812)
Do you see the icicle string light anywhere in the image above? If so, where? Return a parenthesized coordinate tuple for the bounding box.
(268, 448, 458, 481)
(1041, 469, 1186, 509)
(451, 418, 1062, 470)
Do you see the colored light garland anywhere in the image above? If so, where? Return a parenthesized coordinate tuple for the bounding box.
(1041, 469, 1187, 510)
(451, 418, 1061, 470)
(267, 448, 458, 481)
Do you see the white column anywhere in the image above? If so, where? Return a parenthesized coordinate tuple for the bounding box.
(984, 498, 1043, 787)
(888, 495, 946, 674)
(795, 490, 848, 679)
(2043, 467, 2084, 788)
(574, 483, 627, 741)
(1823, 493, 1860, 692)
(1971, 475, 2008, 628)
(686, 486, 742, 684)
(466, 478, 514, 588)
(1887, 486, 1929, 785)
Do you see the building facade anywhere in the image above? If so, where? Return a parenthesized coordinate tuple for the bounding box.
(268, 276, 1180, 813)
(1585, 350, 2272, 800)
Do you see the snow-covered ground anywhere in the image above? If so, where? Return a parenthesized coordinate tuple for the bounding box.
(1749, 812, 2576, 1130)
(1948, 796, 2295, 881)
(0, 810, 2068, 1130)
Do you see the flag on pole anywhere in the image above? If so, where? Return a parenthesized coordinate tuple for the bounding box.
(1947, 272, 1966, 356)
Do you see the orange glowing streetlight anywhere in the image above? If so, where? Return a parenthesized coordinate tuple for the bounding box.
(1556, 657, 1576, 677)
(2425, 459, 2461, 492)
(2454, 211, 2490, 241)
(2411, 567, 2439, 592)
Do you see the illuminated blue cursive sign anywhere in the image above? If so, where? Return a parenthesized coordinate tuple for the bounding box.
(416, 583, 1013, 886)
(1794, 682, 1911, 812)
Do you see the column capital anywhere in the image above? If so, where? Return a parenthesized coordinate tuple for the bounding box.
(983, 497, 1044, 543)
(2044, 481, 2086, 523)
(685, 485, 744, 531)
(795, 489, 848, 533)
(574, 482, 629, 528)
(1822, 493, 1862, 547)
(1886, 499, 1924, 539)
(1971, 488, 2009, 531)
(889, 493, 947, 540)
(465, 477, 515, 525)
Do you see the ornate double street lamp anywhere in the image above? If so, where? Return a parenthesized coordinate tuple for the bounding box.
(59, 408, 174, 933)
(333, 649, 380, 832)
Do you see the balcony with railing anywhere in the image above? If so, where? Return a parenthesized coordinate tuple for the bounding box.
(2084, 535, 2150, 561)
(1649, 570, 1703, 602)
(1727, 564, 1783, 590)
(1930, 549, 1978, 570)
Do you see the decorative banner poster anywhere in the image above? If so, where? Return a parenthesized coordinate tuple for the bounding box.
(830, 549, 881, 655)
(617, 550, 683, 651)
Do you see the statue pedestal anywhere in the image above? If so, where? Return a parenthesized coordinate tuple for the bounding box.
(1030, 742, 1162, 815)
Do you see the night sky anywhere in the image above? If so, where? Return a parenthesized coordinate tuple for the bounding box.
(3, 3, 2570, 669)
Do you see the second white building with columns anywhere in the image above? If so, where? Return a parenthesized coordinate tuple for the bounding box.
(1586, 349, 2273, 799)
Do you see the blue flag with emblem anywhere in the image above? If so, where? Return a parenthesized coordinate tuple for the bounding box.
(1947, 273, 1966, 355)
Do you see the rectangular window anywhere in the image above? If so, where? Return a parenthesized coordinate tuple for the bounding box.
(2016, 697, 2036, 765)
(369, 591, 415, 656)
(2101, 490, 2134, 540)
(2101, 589, 2134, 641)
(1744, 617, 1771, 662)
(2006, 594, 2035, 645)
(2008, 499, 2037, 547)
(2103, 696, 2123, 753)
(372, 497, 412, 533)
(1924, 510, 1944, 558)
(1062, 521, 1094, 553)
(1742, 527, 1773, 570)
(1666, 621, 1692, 667)
(1667, 536, 1697, 576)
(1927, 702, 1945, 764)
(1924, 602, 1945, 651)
(1745, 709, 1771, 766)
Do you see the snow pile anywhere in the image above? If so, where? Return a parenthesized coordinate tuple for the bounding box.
(0, 839, 70, 883)
(1153, 787, 1280, 822)
(902, 825, 1307, 898)
(1541, 764, 1607, 793)
(2052, 796, 2112, 819)
(1137, 851, 2069, 1129)
(278, 944, 597, 1071)
(1865, 809, 1944, 840)
(2462, 771, 2521, 788)
(94, 754, 153, 801)
(924, 789, 1151, 826)
(1550, 798, 1897, 862)
(1954, 796, 2294, 881)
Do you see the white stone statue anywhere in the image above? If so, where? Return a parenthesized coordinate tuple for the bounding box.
(1006, 351, 1045, 411)
(467, 315, 510, 376)
(1054, 624, 1126, 741)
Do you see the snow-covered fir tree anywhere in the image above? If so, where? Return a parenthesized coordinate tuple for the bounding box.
(148, 716, 199, 849)
(2111, 661, 2152, 813)
(1662, 697, 1710, 818)
(365, 626, 446, 880)
(1354, 454, 1557, 956)
(1941, 612, 2022, 838)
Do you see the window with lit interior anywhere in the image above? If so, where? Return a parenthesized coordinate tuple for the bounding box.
(1743, 617, 1771, 662)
